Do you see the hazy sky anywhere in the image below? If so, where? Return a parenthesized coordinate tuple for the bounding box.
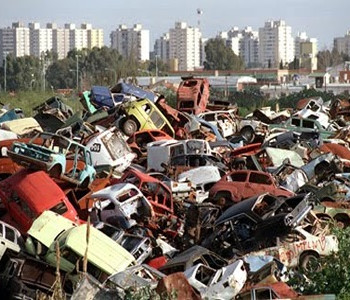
(0, 0, 349, 50)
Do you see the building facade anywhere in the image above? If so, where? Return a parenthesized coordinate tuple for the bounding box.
(154, 33, 170, 62)
(29, 22, 53, 57)
(0, 22, 30, 63)
(334, 30, 350, 57)
(258, 20, 294, 68)
(295, 32, 318, 71)
(110, 24, 149, 61)
(169, 22, 201, 71)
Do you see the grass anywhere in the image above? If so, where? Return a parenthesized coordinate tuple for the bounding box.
(0, 91, 83, 117)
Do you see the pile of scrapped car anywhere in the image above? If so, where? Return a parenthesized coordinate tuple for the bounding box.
(0, 77, 348, 299)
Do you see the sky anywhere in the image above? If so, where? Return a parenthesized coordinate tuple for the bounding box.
(0, 0, 349, 50)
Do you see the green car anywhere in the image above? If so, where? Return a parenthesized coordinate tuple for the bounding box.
(268, 117, 334, 139)
(121, 99, 175, 137)
(25, 211, 135, 282)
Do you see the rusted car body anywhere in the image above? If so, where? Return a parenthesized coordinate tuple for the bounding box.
(113, 167, 175, 218)
(177, 77, 210, 115)
(126, 129, 173, 158)
(209, 170, 294, 206)
(0, 169, 79, 233)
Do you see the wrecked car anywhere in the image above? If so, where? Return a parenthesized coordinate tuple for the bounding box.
(0, 169, 80, 233)
(104, 264, 165, 296)
(177, 77, 210, 115)
(184, 260, 247, 300)
(250, 225, 339, 271)
(0, 254, 73, 299)
(238, 119, 268, 143)
(198, 110, 238, 138)
(202, 193, 313, 256)
(118, 98, 175, 137)
(159, 245, 227, 275)
(126, 129, 173, 159)
(25, 211, 135, 282)
(8, 132, 96, 187)
(85, 126, 136, 173)
(0, 220, 23, 260)
(90, 183, 154, 229)
(208, 170, 294, 206)
(147, 139, 212, 172)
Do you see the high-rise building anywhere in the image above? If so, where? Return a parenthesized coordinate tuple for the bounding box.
(81, 23, 104, 49)
(334, 30, 350, 57)
(47, 23, 70, 60)
(0, 22, 30, 63)
(258, 20, 294, 68)
(218, 26, 259, 68)
(169, 22, 201, 71)
(110, 24, 149, 61)
(65, 23, 88, 51)
(29, 22, 53, 57)
(295, 32, 318, 70)
(154, 33, 170, 62)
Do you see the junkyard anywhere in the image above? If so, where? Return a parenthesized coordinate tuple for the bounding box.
(1, 75, 350, 300)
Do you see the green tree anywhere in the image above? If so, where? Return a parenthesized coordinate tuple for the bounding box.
(279, 60, 284, 69)
(204, 38, 244, 70)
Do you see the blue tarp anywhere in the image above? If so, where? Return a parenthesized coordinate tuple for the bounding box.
(111, 83, 156, 101)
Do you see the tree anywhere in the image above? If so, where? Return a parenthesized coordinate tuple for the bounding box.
(279, 60, 284, 69)
(288, 56, 300, 70)
(204, 38, 244, 70)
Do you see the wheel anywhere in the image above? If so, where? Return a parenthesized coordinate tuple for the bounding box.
(214, 192, 232, 207)
(122, 119, 138, 136)
(334, 216, 350, 229)
(49, 165, 62, 178)
(299, 253, 320, 272)
(240, 126, 255, 143)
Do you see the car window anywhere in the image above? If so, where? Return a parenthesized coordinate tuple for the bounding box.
(249, 173, 272, 185)
(303, 119, 315, 129)
(291, 118, 301, 127)
(50, 202, 68, 215)
(5, 226, 16, 242)
(203, 114, 215, 122)
(142, 104, 152, 115)
(230, 172, 248, 182)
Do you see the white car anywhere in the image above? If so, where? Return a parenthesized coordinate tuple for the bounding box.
(184, 260, 247, 300)
(250, 226, 339, 270)
(0, 220, 23, 259)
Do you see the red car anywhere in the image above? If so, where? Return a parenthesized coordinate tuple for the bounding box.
(209, 170, 294, 206)
(176, 77, 209, 115)
(0, 169, 80, 233)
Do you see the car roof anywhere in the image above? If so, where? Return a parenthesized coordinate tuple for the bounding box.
(1, 169, 67, 213)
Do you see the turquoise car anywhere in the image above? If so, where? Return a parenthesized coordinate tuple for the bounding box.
(8, 132, 96, 188)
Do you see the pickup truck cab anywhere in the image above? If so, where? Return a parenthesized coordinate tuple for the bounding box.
(8, 132, 96, 188)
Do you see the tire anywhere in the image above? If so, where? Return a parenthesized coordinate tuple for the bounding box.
(334, 216, 350, 229)
(122, 119, 138, 136)
(49, 164, 62, 178)
(299, 253, 320, 272)
(240, 126, 255, 143)
(214, 192, 232, 207)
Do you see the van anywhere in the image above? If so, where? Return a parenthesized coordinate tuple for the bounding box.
(120, 99, 175, 137)
(25, 211, 135, 282)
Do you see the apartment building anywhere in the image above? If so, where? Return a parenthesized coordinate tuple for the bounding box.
(154, 33, 170, 62)
(0, 22, 30, 63)
(334, 30, 350, 57)
(29, 22, 53, 57)
(295, 32, 318, 70)
(258, 20, 294, 68)
(110, 24, 149, 61)
(169, 22, 201, 71)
